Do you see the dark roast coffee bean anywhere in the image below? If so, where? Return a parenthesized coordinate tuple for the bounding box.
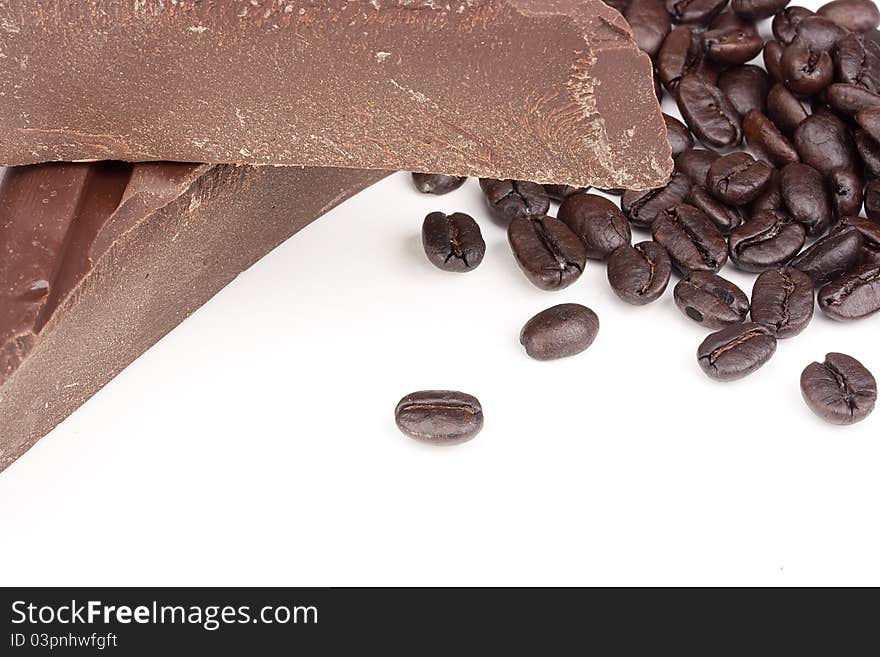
(766, 83, 808, 136)
(825, 84, 880, 115)
(558, 193, 631, 260)
(703, 24, 765, 66)
(395, 391, 483, 445)
(675, 148, 720, 186)
(744, 110, 800, 167)
(835, 33, 880, 93)
(707, 152, 775, 206)
(603, 0, 632, 11)
(729, 210, 807, 272)
(794, 112, 859, 177)
(764, 40, 786, 81)
(751, 266, 815, 338)
(544, 184, 589, 202)
(718, 65, 769, 116)
(835, 215, 880, 264)
(688, 185, 745, 234)
(749, 169, 785, 214)
(622, 172, 693, 228)
(732, 0, 791, 20)
(801, 353, 877, 425)
(865, 178, 880, 220)
(607, 241, 673, 305)
(855, 129, 880, 178)
(676, 75, 743, 148)
(674, 271, 750, 328)
(664, 113, 694, 158)
(773, 6, 814, 44)
(794, 16, 849, 51)
(658, 26, 718, 92)
(508, 215, 587, 291)
(779, 162, 832, 236)
(818, 264, 880, 320)
(625, 0, 673, 57)
(598, 187, 625, 196)
(411, 173, 467, 195)
(829, 168, 865, 218)
(697, 322, 777, 381)
(665, 0, 727, 24)
(520, 304, 600, 361)
(790, 226, 865, 286)
(480, 179, 550, 224)
(421, 212, 486, 273)
(781, 40, 834, 97)
(818, 0, 880, 32)
(652, 203, 728, 273)
(856, 107, 880, 144)
(654, 68, 665, 102)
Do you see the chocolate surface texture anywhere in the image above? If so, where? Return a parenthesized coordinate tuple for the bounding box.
(0, 0, 672, 190)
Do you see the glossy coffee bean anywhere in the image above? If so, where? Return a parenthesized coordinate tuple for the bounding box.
(763, 40, 786, 81)
(781, 40, 834, 97)
(767, 83, 809, 136)
(732, 0, 792, 21)
(544, 184, 589, 202)
(707, 152, 774, 205)
(825, 84, 880, 116)
(558, 193, 631, 260)
(520, 304, 599, 361)
(835, 33, 880, 93)
(828, 168, 865, 218)
(729, 210, 807, 272)
(749, 169, 785, 214)
(750, 267, 815, 338)
(480, 179, 550, 224)
(411, 173, 467, 195)
(676, 75, 743, 148)
(743, 110, 800, 167)
(422, 212, 486, 273)
(818, 0, 880, 32)
(697, 322, 777, 381)
(658, 26, 718, 92)
(795, 112, 859, 177)
(625, 0, 672, 57)
(665, 0, 727, 24)
(855, 129, 880, 178)
(773, 7, 814, 45)
(508, 215, 587, 291)
(865, 178, 880, 220)
(793, 16, 849, 51)
(652, 203, 728, 273)
(674, 271, 750, 328)
(622, 172, 693, 228)
(790, 227, 865, 286)
(856, 107, 880, 144)
(607, 241, 673, 305)
(779, 162, 832, 236)
(718, 65, 770, 116)
(675, 149, 720, 186)
(818, 264, 880, 320)
(395, 391, 483, 445)
(664, 113, 694, 158)
(801, 353, 877, 425)
(688, 185, 744, 234)
(703, 23, 765, 66)
(835, 216, 880, 264)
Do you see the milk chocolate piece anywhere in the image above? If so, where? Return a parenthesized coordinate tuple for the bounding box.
(0, 0, 672, 190)
(0, 163, 385, 472)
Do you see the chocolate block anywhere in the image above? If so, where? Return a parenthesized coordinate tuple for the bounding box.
(0, 0, 672, 190)
(0, 163, 386, 472)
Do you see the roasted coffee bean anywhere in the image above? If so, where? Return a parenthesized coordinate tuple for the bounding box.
(558, 193, 631, 260)
(766, 84, 808, 137)
(794, 112, 859, 177)
(480, 179, 550, 224)
(598, 187, 625, 196)
(652, 203, 728, 273)
(654, 69, 665, 102)
(709, 9, 748, 29)
(664, 114, 694, 158)
(801, 353, 877, 425)
(658, 26, 718, 92)
(836, 215, 880, 264)
(676, 75, 743, 148)
(544, 184, 589, 202)
(865, 178, 880, 220)
(676, 148, 720, 186)
(773, 6, 814, 44)
(829, 168, 865, 218)
(421, 212, 486, 273)
(856, 107, 880, 144)
(622, 172, 693, 228)
(795, 16, 850, 51)
(508, 215, 587, 291)
(781, 40, 834, 97)
(779, 162, 832, 236)
(688, 185, 745, 234)
(732, 0, 791, 20)
(411, 173, 467, 195)
(718, 65, 770, 116)
(818, 0, 880, 32)
(855, 129, 880, 178)
(729, 210, 807, 272)
(697, 322, 778, 381)
(825, 84, 880, 115)
(625, 0, 673, 58)
(790, 226, 865, 286)
(763, 40, 786, 81)
(818, 264, 880, 320)
(707, 152, 774, 206)
(603, 0, 632, 11)
(674, 271, 750, 328)
(751, 266, 815, 337)
(395, 391, 483, 445)
(703, 23, 765, 66)
(835, 33, 880, 93)
(607, 241, 673, 305)
(744, 110, 800, 167)
(749, 169, 785, 214)
(520, 304, 600, 361)
(665, 0, 727, 24)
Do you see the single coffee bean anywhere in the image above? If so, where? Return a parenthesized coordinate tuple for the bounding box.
(781, 40, 834, 97)
(743, 110, 800, 167)
(773, 7, 814, 45)
(779, 162, 832, 236)
(767, 83, 808, 136)
(508, 215, 587, 291)
(697, 322, 777, 381)
(676, 75, 743, 148)
(749, 169, 785, 214)
(707, 152, 775, 206)
(411, 173, 467, 195)
(732, 0, 791, 20)
(818, 264, 880, 320)
(544, 184, 589, 202)
(801, 353, 877, 425)
(855, 129, 880, 178)
(674, 271, 750, 328)
(395, 391, 483, 445)
(480, 179, 550, 224)
(835, 33, 880, 94)
(558, 193, 631, 260)
(818, 0, 880, 32)
(520, 304, 600, 361)
(763, 40, 786, 81)
(856, 107, 880, 144)
(665, 0, 727, 24)
(652, 203, 728, 273)
(718, 65, 770, 116)
(622, 172, 693, 228)
(729, 210, 807, 272)
(703, 23, 765, 66)
(421, 212, 486, 273)
(835, 216, 880, 264)
(828, 168, 865, 218)
(664, 113, 695, 158)
(866, 178, 880, 220)
(658, 26, 718, 92)
(825, 84, 880, 116)
(607, 241, 673, 305)
(790, 226, 865, 286)
(688, 185, 745, 234)
(675, 148, 720, 186)
(792, 16, 849, 51)
(625, 0, 673, 57)
(751, 266, 815, 338)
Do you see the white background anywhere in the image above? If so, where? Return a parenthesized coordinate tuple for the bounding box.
(1, 1, 879, 586)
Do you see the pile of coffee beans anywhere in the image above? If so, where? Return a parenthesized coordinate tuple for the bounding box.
(396, 0, 880, 443)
